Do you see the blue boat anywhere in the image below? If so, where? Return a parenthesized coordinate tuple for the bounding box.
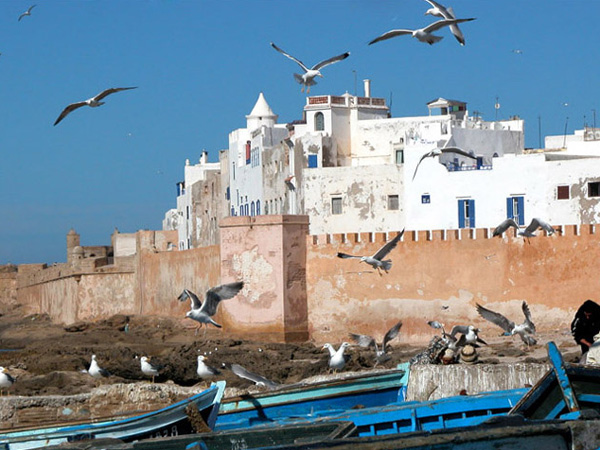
(215, 365, 409, 430)
(0, 381, 226, 450)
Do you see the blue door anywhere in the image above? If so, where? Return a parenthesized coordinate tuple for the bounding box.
(458, 199, 475, 228)
(506, 196, 524, 225)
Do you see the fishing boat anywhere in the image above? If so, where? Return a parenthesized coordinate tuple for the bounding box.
(215, 364, 410, 430)
(0, 381, 225, 450)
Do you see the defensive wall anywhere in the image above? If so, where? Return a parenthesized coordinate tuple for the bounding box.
(7, 218, 600, 344)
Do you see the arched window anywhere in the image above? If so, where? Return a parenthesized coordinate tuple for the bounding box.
(315, 112, 325, 131)
(257, 200, 261, 215)
(251, 201, 255, 216)
(265, 201, 269, 215)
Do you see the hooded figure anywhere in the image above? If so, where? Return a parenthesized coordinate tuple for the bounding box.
(571, 300, 600, 354)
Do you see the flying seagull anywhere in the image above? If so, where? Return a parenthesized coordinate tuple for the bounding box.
(323, 342, 351, 372)
(140, 356, 163, 383)
(450, 325, 487, 347)
(349, 321, 402, 365)
(412, 147, 478, 180)
(493, 218, 557, 239)
(88, 355, 111, 379)
(0, 367, 15, 396)
(369, 18, 475, 46)
(178, 281, 244, 333)
(196, 355, 221, 379)
(423, 0, 470, 45)
(270, 42, 350, 94)
(477, 302, 537, 346)
(226, 363, 280, 390)
(18, 4, 36, 21)
(337, 229, 404, 276)
(54, 87, 138, 126)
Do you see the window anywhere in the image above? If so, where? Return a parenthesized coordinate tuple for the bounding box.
(315, 112, 325, 131)
(308, 154, 318, 168)
(458, 199, 475, 228)
(395, 149, 404, 164)
(589, 182, 600, 197)
(257, 200, 261, 215)
(421, 194, 430, 204)
(506, 196, 525, 226)
(251, 201, 255, 216)
(557, 185, 569, 200)
(332, 197, 342, 215)
(388, 195, 399, 210)
(245, 141, 251, 165)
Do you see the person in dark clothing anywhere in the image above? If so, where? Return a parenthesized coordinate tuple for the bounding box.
(571, 300, 600, 354)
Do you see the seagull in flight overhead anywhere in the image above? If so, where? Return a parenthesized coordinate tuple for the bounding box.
(493, 218, 557, 239)
(88, 355, 111, 379)
(423, 0, 470, 46)
(337, 229, 404, 276)
(226, 363, 280, 390)
(349, 321, 402, 365)
(476, 301, 537, 346)
(18, 4, 36, 21)
(54, 87, 137, 126)
(178, 282, 244, 333)
(412, 147, 478, 180)
(270, 42, 350, 94)
(369, 18, 475, 46)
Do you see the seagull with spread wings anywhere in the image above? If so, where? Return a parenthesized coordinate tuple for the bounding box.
(178, 282, 244, 333)
(493, 218, 557, 240)
(270, 42, 350, 94)
(337, 229, 404, 276)
(449, 324, 488, 347)
(369, 18, 475, 46)
(323, 342, 351, 372)
(423, 0, 470, 45)
(54, 87, 137, 126)
(226, 363, 280, 390)
(349, 321, 402, 365)
(18, 4, 36, 21)
(476, 302, 537, 346)
(412, 147, 478, 180)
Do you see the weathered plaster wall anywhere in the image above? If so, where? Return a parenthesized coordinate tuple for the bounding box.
(219, 215, 309, 342)
(0, 266, 17, 304)
(307, 225, 600, 344)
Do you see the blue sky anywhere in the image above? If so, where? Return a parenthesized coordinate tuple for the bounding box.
(1, 0, 597, 264)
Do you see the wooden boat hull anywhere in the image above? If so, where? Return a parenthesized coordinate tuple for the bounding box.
(216, 366, 409, 430)
(0, 381, 225, 450)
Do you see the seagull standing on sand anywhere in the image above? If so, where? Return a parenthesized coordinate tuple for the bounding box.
(0, 367, 15, 396)
(337, 230, 404, 276)
(493, 218, 557, 240)
(54, 87, 138, 126)
(369, 18, 475, 46)
(18, 4, 36, 21)
(178, 281, 244, 334)
(270, 42, 350, 94)
(349, 321, 402, 365)
(88, 355, 111, 379)
(423, 0, 470, 45)
(140, 356, 163, 383)
(323, 342, 351, 372)
(476, 302, 537, 346)
(226, 363, 280, 390)
(412, 147, 478, 180)
(196, 355, 221, 379)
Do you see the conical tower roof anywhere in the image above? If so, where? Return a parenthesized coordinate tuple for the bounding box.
(247, 92, 277, 120)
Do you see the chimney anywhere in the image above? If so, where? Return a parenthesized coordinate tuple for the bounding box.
(363, 79, 371, 98)
(200, 150, 208, 165)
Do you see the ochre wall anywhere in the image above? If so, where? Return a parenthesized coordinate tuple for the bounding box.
(306, 225, 599, 344)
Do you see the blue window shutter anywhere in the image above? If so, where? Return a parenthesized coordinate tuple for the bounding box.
(517, 197, 525, 225)
(506, 197, 513, 220)
(308, 154, 318, 168)
(257, 200, 261, 215)
(469, 199, 476, 228)
(458, 200, 465, 228)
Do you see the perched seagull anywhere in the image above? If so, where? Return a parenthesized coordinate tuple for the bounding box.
(196, 355, 221, 379)
(477, 302, 537, 346)
(0, 367, 15, 396)
(369, 18, 475, 46)
(412, 147, 478, 180)
(450, 325, 487, 347)
(270, 42, 350, 94)
(18, 4, 36, 21)
(178, 281, 244, 333)
(140, 356, 163, 383)
(493, 218, 557, 239)
(337, 229, 404, 276)
(349, 321, 402, 365)
(423, 0, 470, 45)
(88, 355, 111, 379)
(54, 87, 138, 126)
(323, 342, 351, 372)
(227, 363, 279, 390)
